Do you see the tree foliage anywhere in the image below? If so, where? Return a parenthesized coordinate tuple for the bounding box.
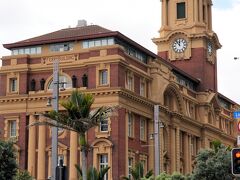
(15, 170, 33, 180)
(0, 140, 18, 180)
(192, 141, 233, 180)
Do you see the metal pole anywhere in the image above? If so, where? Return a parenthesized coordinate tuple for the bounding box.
(154, 105, 160, 176)
(52, 60, 59, 180)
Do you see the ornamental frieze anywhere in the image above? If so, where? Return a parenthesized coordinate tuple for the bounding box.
(41, 54, 79, 64)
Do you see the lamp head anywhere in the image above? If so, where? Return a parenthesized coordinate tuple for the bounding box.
(46, 98, 52, 107)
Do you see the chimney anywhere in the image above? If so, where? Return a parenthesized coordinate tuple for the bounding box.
(76, 20, 87, 27)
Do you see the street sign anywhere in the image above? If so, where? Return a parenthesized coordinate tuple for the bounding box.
(234, 111, 240, 119)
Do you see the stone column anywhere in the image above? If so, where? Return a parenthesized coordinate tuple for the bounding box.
(183, 132, 189, 174)
(69, 131, 78, 180)
(159, 126, 164, 172)
(170, 126, 176, 172)
(199, 0, 203, 23)
(28, 114, 37, 177)
(162, 0, 167, 26)
(204, 2, 208, 25)
(188, 135, 192, 173)
(194, 0, 199, 22)
(175, 127, 180, 171)
(208, 4, 212, 30)
(37, 116, 46, 180)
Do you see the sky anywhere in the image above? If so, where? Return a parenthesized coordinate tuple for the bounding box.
(0, 0, 240, 104)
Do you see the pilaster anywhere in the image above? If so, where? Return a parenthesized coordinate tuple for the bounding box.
(170, 126, 176, 172)
(27, 114, 37, 177)
(37, 116, 46, 180)
(69, 131, 78, 180)
(175, 127, 180, 171)
(183, 132, 189, 174)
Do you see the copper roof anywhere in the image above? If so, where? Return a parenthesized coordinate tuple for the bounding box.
(3, 25, 113, 49)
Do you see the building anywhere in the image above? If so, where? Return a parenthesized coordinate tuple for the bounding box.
(0, 1, 238, 180)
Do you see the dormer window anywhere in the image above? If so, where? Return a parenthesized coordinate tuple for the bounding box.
(177, 2, 186, 19)
(11, 46, 41, 55)
(50, 43, 73, 52)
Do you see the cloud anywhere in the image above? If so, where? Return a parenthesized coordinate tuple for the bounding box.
(213, 1, 240, 103)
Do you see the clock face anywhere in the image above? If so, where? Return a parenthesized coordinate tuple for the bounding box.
(172, 38, 187, 53)
(207, 41, 213, 55)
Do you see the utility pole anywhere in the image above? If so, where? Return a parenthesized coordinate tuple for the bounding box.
(52, 60, 59, 180)
(154, 105, 160, 176)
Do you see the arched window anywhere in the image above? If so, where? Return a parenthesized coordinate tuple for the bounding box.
(47, 75, 72, 90)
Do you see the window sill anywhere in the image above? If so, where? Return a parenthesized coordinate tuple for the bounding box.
(97, 84, 110, 88)
(95, 131, 110, 138)
(7, 91, 19, 95)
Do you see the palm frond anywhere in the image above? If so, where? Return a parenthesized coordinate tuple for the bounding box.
(145, 169, 153, 178)
(99, 166, 110, 179)
(75, 164, 82, 176)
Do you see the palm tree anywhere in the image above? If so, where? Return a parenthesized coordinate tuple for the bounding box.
(31, 90, 113, 180)
(122, 162, 153, 180)
(75, 164, 110, 180)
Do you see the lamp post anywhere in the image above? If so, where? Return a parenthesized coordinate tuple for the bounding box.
(154, 105, 161, 176)
(51, 60, 59, 180)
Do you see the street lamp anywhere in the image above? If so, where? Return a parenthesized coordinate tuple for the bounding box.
(154, 105, 164, 176)
(51, 60, 59, 180)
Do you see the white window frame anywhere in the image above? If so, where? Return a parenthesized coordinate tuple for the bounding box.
(100, 118, 108, 132)
(127, 75, 133, 91)
(140, 118, 146, 141)
(10, 78, 17, 92)
(9, 120, 17, 137)
(128, 113, 134, 137)
(128, 157, 133, 179)
(99, 154, 108, 180)
(99, 69, 108, 85)
(140, 80, 146, 97)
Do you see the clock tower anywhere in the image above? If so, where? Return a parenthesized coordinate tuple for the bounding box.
(153, 0, 221, 92)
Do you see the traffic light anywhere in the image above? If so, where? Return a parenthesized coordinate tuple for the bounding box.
(231, 148, 240, 176)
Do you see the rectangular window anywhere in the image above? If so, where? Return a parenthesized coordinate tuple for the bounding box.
(128, 113, 134, 137)
(25, 48, 30, 54)
(140, 118, 146, 141)
(89, 40, 95, 48)
(82, 41, 89, 48)
(177, 2, 186, 19)
(128, 157, 133, 179)
(12, 49, 18, 55)
(99, 154, 108, 180)
(82, 38, 114, 49)
(102, 39, 107, 46)
(140, 81, 145, 96)
(10, 78, 17, 92)
(100, 118, 108, 132)
(36, 47, 42, 54)
(95, 40, 101, 47)
(19, 49, 24, 54)
(30, 47, 36, 54)
(127, 74, 133, 91)
(140, 160, 146, 174)
(50, 43, 73, 52)
(9, 120, 16, 137)
(99, 69, 108, 85)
